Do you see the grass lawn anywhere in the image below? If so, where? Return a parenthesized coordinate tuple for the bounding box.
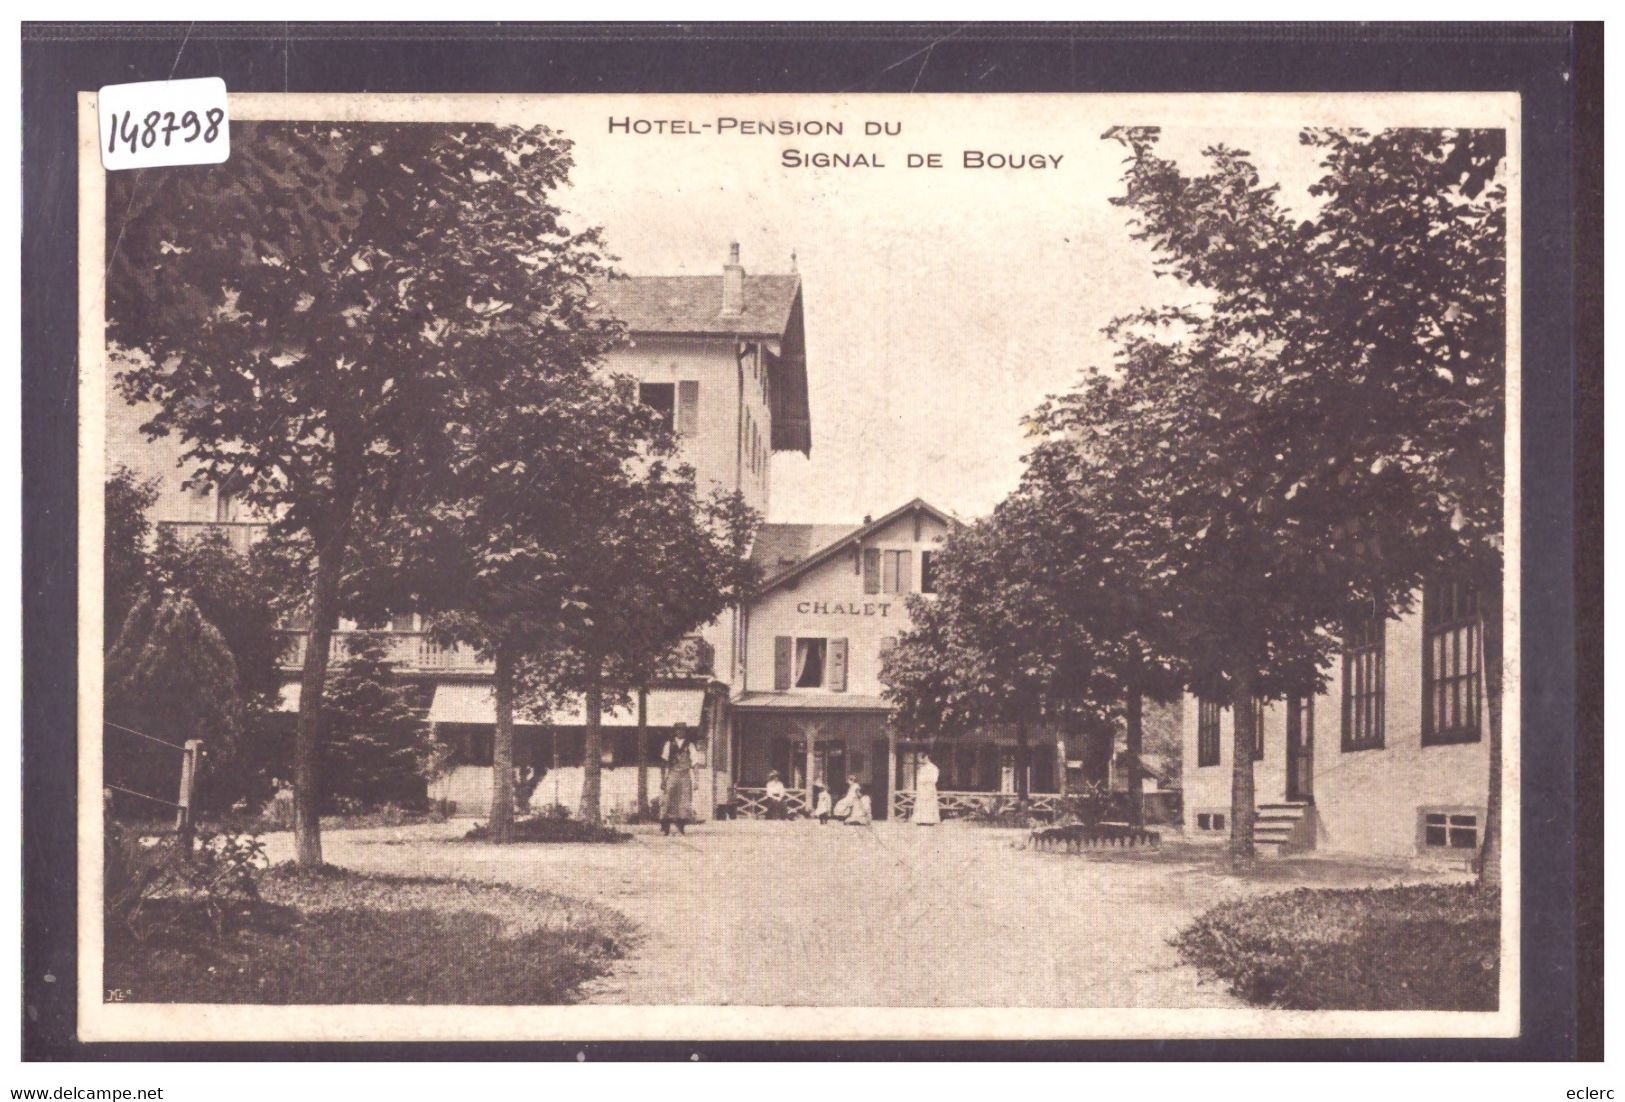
(106, 863, 637, 1004)
(1172, 882, 1499, 1010)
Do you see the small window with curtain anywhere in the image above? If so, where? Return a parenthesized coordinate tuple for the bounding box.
(1422, 578, 1483, 745)
(1197, 698, 1221, 767)
(1341, 609, 1386, 751)
(793, 637, 827, 689)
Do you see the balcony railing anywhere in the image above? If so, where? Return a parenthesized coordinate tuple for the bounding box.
(279, 630, 715, 677)
(280, 630, 487, 672)
(156, 520, 267, 556)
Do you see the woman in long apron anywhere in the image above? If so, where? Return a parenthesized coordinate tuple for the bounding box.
(913, 751, 941, 825)
(660, 723, 697, 835)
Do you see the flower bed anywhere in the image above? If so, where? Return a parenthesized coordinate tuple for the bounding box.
(463, 816, 632, 845)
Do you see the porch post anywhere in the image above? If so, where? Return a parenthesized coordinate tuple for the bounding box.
(1055, 730, 1069, 796)
(887, 726, 899, 820)
(804, 724, 818, 812)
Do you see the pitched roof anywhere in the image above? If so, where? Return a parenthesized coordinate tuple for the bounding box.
(592, 274, 802, 340)
(749, 522, 861, 578)
(754, 498, 963, 596)
(591, 270, 812, 454)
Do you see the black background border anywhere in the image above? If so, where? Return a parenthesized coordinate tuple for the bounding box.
(20, 20, 1602, 1062)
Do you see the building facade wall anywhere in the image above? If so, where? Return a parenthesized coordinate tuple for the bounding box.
(601, 334, 772, 681)
(1181, 598, 1492, 857)
(743, 510, 952, 698)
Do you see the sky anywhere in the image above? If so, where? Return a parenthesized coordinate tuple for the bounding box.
(232, 91, 1517, 526)
(543, 97, 1350, 525)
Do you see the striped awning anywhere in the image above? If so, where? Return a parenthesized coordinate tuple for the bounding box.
(428, 684, 705, 728)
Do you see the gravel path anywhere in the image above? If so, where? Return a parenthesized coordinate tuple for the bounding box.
(264, 819, 1445, 1007)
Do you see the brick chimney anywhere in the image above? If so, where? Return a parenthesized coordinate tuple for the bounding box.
(721, 241, 745, 316)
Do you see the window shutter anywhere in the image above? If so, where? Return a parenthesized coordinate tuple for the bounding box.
(897, 550, 913, 593)
(827, 638, 848, 692)
(882, 551, 897, 593)
(863, 548, 881, 594)
(774, 636, 792, 691)
(677, 381, 699, 437)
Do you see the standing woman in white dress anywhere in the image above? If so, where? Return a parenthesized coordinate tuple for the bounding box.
(913, 751, 941, 825)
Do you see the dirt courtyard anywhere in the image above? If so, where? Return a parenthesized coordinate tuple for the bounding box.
(264, 819, 1456, 1007)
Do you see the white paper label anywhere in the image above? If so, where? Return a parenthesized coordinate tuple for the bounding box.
(98, 77, 230, 171)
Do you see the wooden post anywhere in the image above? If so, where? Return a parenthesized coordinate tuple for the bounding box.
(1055, 731, 1069, 797)
(1015, 720, 1030, 800)
(635, 687, 650, 818)
(175, 739, 203, 854)
(804, 724, 818, 815)
(887, 726, 899, 820)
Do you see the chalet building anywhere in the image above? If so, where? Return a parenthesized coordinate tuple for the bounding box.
(1180, 581, 1492, 859)
(725, 499, 1085, 821)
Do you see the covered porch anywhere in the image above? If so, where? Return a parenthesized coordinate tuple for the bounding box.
(729, 694, 1072, 822)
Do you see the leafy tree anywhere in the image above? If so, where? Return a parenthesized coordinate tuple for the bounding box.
(110, 121, 618, 865)
(520, 481, 758, 824)
(318, 634, 443, 809)
(105, 466, 159, 644)
(1004, 443, 1187, 822)
(104, 592, 243, 820)
(883, 495, 1121, 799)
(1032, 126, 1504, 869)
(385, 369, 661, 841)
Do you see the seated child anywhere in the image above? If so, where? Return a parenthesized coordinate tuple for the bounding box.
(813, 784, 833, 824)
(843, 782, 873, 826)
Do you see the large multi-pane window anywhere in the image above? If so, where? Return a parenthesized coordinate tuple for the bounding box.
(1421, 579, 1483, 745)
(1197, 698, 1222, 767)
(1341, 611, 1386, 751)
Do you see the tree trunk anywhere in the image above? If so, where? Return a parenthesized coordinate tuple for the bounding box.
(635, 687, 650, 818)
(1081, 719, 1113, 785)
(1229, 670, 1257, 870)
(580, 665, 604, 823)
(1478, 588, 1503, 888)
(488, 646, 517, 843)
(1055, 732, 1069, 797)
(1015, 720, 1030, 799)
(293, 534, 347, 867)
(1125, 689, 1145, 826)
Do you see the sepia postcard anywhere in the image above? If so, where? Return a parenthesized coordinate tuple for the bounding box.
(76, 87, 1521, 1045)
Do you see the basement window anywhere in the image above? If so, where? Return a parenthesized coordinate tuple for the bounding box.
(1420, 810, 1479, 851)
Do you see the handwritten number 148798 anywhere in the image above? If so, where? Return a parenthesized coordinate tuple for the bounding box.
(106, 108, 225, 155)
